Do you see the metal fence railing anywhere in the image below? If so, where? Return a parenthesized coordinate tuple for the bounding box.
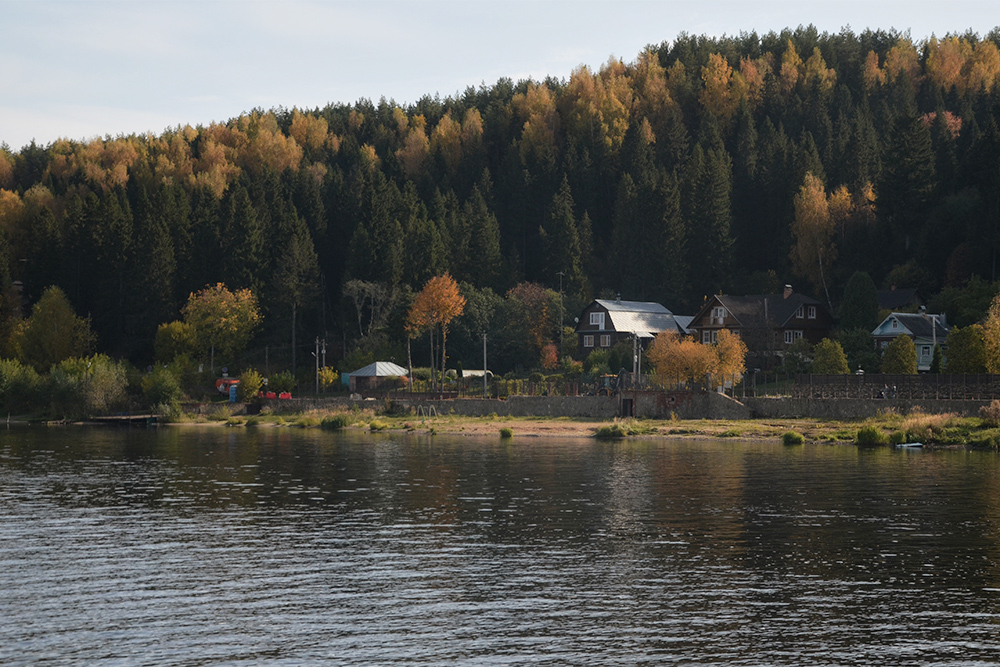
(791, 374, 1000, 400)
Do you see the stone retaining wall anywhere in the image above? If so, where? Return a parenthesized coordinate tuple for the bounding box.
(745, 397, 991, 420)
(236, 393, 989, 422)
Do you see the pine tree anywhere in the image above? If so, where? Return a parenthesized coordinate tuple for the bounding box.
(877, 112, 937, 259)
(539, 176, 585, 298)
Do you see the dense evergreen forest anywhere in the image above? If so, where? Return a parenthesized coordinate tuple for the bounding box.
(3, 26, 1000, 375)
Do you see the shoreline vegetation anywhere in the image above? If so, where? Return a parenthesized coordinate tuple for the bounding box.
(12, 405, 997, 449)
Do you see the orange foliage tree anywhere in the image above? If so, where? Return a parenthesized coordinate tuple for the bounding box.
(406, 273, 465, 390)
(646, 329, 747, 389)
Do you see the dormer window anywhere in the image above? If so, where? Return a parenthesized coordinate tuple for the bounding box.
(795, 306, 804, 318)
(807, 306, 817, 319)
(891, 319, 898, 329)
(589, 312, 605, 328)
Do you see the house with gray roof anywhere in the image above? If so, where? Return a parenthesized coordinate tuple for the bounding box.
(872, 311, 949, 371)
(574, 298, 690, 357)
(687, 285, 834, 357)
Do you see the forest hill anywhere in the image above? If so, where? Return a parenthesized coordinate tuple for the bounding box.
(2, 27, 1000, 376)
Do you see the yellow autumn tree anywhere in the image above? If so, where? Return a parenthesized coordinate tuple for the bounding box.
(714, 329, 747, 388)
(862, 50, 887, 91)
(700, 53, 739, 125)
(290, 110, 330, 152)
(926, 36, 971, 92)
(790, 172, 836, 306)
(884, 38, 921, 84)
(406, 273, 465, 390)
(983, 292, 1000, 373)
(396, 116, 429, 178)
(431, 111, 463, 172)
(648, 329, 747, 390)
(780, 40, 803, 94)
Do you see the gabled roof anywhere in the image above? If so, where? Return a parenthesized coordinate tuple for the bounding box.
(350, 361, 408, 377)
(709, 292, 823, 328)
(877, 288, 921, 311)
(595, 299, 672, 314)
(581, 299, 688, 336)
(873, 313, 949, 340)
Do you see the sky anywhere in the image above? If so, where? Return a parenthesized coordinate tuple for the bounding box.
(2, 0, 998, 152)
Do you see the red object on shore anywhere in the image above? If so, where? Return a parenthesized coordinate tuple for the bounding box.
(278, 392, 292, 399)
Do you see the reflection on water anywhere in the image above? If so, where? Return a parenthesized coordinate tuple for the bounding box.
(1, 426, 999, 665)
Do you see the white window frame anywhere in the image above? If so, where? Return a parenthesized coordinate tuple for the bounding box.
(891, 319, 898, 329)
(589, 312, 605, 328)
(922, 345, 931, 358)
(712, 306, 726, 319)
(807, 306, 817, 319)
(583, 335, 594, 348)
(795, 305, 804, 319)
(600, 334, 611, 347)
(785, 330, 804, 344)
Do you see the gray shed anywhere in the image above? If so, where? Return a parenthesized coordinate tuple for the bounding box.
(349, 361, 409, 392)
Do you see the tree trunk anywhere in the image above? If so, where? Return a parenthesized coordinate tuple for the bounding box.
(441, 326, 447, 392)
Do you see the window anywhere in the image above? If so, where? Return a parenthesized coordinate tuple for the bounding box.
(589, 312, 605, 328)
(891, 319, 898, 329)
(807, 306, 817, 319)
(702, 330, 718, 344)
(784, 330, 803, 344)
(583, 335, 594, 348)
(712, 306, 727, 319)
(600, 335, 611, 347)
(922, 345, 931, 358)
(795, 306, 804, 319)
(784, 330, 793, 345)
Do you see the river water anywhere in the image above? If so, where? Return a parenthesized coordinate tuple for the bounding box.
(1, 426, 999, 665)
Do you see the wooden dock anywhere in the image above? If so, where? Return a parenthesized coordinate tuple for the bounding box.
(89, 414, 159, 426)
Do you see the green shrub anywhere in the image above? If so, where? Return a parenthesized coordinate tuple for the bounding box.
(721, 428, 744, 438)
(237, 368, 264, 402)
(594, 419, 654, 439)
(968, 429, 1000, 449)
(268, 370, 296, 394)
(856, 425, 888, 446)
(0, 358, 42, 414)
(321, 414, 351, 430)
(293, 416, 319, 428)
(499, 427, 513, 438)
(142, 366, 182, 409)
(369, 419, 389, 431)
(888, 430, 906, 445)
(782, 431, 805, 445)
(245, 416, 261, 428)
(46, 354, 128, 419)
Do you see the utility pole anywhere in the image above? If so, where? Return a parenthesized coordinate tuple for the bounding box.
(314, 337, 320, 395)
(557, 271, 565, 353)
(483, 331, 488, 399)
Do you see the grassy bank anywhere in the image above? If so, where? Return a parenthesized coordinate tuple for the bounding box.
(171, 404, 1000, 449)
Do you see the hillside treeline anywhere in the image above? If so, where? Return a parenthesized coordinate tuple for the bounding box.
(3, 26, 1000, 372)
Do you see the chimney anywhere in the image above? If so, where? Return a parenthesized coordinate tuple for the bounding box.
(616, 293, 621, 304)
(783, 284, 793, 299)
